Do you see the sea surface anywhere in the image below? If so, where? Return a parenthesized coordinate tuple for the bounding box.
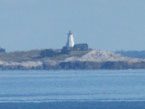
(0, 70, 145, 109)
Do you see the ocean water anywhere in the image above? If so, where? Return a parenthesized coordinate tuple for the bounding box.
(1, 70, 145, 109)
(0, 70, 145, 103)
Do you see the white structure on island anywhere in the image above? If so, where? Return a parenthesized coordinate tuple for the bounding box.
(66, 31, 75, 48)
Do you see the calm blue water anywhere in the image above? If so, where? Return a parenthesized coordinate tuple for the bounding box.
(0, 70, 145, 102)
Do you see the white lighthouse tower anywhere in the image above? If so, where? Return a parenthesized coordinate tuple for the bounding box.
(66, 31, 75, 48)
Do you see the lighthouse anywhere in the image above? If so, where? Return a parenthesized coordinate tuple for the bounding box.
(66, 31, 75, 48)
(61, 31, 88, 54)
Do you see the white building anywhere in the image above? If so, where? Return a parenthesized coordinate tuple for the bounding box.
(66, 31, 75, 48)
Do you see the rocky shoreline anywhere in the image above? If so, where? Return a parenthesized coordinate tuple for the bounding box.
(1, 61, 145, 70)
(0, 49, 145, 70)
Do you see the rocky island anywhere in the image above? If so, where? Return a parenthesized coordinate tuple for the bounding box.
(0, 48, 145, 70)
(0, 31, 145, 70)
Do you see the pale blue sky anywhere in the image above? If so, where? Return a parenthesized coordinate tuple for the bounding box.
(0, 0, 145, 51)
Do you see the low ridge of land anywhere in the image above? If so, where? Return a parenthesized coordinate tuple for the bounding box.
(0, 49, 145, 70)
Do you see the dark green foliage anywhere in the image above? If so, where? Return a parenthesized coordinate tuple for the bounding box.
(61, 47, 70, 54)
(0, 50, 41, 61)
(0, 48, 5, 53)
(61, 43, 89, 55)
(40, 49, 59, 57)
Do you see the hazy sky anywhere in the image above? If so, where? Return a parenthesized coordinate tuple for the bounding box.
(0, 0, 145, 51)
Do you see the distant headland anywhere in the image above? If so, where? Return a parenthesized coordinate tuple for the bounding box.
(0, 31, 145, 70)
